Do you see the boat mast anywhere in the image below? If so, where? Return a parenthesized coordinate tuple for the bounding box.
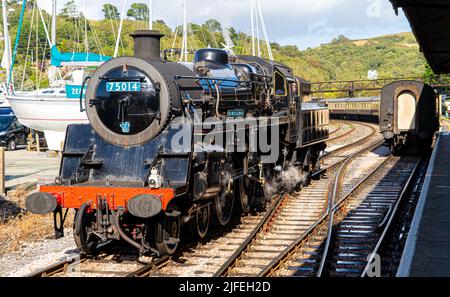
(49, 0, 57, 85)
(114, 0, 127, 58)
(255, 1, 260, 57)
(250, 0, 255, 56)
(256, 0, 273, 60)
(7, 0, 27, 89)
(51, 0, 56, 46)
(180, 0, 188, 62)
(2, 0, 12, 88)
(148, 0, 153, 30)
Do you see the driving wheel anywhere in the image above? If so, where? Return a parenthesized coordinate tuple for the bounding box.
(214, 189, 234, 226)
(155, 205, 181, 255)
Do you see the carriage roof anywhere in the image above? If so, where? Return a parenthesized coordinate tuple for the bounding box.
(325, 96, 379, 103)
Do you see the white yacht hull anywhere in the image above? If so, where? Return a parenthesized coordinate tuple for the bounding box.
(6, 94, 88, 151)
(0, 96, 10, 108)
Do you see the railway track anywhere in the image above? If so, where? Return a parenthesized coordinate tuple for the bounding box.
(109, 123, 381, 277)
(126, 212, 268, 277)
(27, 256, 85, 277)
(259, 155, 425, 277)
(325, 122, 378, 161)
(27, 248, 148, 277)
(26, 212, 269, 277)
(327, 121, 356, 143)
(214, 136, 384, 276)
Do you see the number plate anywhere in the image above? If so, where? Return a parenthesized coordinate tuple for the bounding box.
(227, 109, 245, 117)
(106, 81, 141, 92)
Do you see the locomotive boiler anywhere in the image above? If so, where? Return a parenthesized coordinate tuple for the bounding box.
(26, 30, 329, 256)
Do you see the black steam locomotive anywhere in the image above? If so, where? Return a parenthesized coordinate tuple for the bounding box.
(26, 30, 329, 256)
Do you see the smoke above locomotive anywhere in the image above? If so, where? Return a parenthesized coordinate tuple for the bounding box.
(25, 30, 329, 256)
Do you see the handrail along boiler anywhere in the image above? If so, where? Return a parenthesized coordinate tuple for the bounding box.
(25, 30, 329, 256)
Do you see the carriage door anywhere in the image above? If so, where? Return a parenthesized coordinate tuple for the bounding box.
(397, 91, 416, 131)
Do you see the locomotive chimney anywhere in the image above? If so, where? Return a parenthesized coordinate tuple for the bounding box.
(131, 30, 164, 61)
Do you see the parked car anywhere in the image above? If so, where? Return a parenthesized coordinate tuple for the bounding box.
(0, 107, 28, 151)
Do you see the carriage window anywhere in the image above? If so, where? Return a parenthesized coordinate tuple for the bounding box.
(274, 71, 287, 96)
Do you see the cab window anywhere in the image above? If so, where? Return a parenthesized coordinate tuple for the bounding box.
(274, 71, 287, 96)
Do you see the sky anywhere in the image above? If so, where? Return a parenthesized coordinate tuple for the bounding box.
(36, 0, 412, 50)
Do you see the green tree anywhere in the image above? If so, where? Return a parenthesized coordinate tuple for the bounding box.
(126, 3, 149, 21)
(204, 19, 222, 32)
(60, 0, 78, 17)
(102, 4, 120, 20)
(229, 27, 238, 44)
(332, 34, 350, 44)
(423, 62, 450, 86)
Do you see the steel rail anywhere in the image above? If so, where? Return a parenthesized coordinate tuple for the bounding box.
(327, 122, 355, 143)
(360, 156, 424, 277)
(27, 255, 87, 277)
(258, 140, 385, 277)
(315, 153, 394, 277)
(327, 122, 378, 158)
(215, 135, 381, 277)
(126, 255, 171, 277)
(213, 193, 287, 277)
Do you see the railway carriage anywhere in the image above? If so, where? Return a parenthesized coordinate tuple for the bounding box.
(25, 30, 329, 256)
(301, 102, 329, 145)
(324, 96, 379, 123)
(379, 80, 439, 154)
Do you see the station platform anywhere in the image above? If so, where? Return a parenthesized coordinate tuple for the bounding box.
(397, 125, 450, 276)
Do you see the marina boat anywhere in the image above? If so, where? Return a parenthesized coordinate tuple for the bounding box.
(0, 83, 11, 108)
(4, 0, 111, 151)
(6, 70, 90, 151)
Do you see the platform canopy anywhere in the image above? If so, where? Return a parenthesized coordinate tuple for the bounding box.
(390, 0, 450, 74)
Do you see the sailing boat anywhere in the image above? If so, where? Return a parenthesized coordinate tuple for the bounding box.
(6, 0, 111, 151)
